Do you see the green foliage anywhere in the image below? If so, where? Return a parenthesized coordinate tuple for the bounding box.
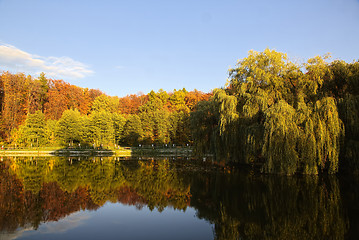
(334, 61, 359, 172)
(169, 111, 191, 145)
(46, 119, 58, 145)
(91, 95, 119, 113)
(169, 89, 188, 112)
(122, 115, 143, 146)
(112, 113, 126, 145)
(190, 100, 218, 157)
(56, 109, 84, 145)
(17, 111, 48, 147)
(213, 89, 238, 134)
(191, 49, 346, 174)
(37, 72, 49, 112)
(262, 100, 299, 175)
(89, 110, 115, 146)
(139, 109, 170, 145)
(228, 49, 301, 114)
(138, 89, 171, 144)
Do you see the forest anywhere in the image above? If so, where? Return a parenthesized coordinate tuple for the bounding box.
(1, 49, 358, 175)
(0, 71, 210, 148)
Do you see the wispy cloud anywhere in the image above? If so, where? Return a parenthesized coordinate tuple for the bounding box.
(0, 43, 94, 79)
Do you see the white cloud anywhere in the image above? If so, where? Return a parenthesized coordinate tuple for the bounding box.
(6, 211, 91, 239)
(0, 43, 94, 79)
(35, 212, 91, 234)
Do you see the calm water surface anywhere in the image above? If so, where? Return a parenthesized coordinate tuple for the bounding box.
(0, 156, 358, 239)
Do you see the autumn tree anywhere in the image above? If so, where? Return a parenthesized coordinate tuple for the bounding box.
(0, 72, 29, 140)
(118, 93, 147, 114)
(185, 89, 211, 110)
(45, 80, 71, 120)
(45, 80, 98, 119)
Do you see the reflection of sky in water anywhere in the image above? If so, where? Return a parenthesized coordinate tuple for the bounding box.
(3, 203, 213, 240)
(0, 211, 91, 240)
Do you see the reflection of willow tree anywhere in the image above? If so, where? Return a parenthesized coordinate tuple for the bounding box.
(189, 170, 347, 240)
(339, 174, 359, 239)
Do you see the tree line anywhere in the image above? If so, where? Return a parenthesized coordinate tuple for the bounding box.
(1, 48, 358, 174)
(190, 49, 359, 174)
(0, 71, 210, 148)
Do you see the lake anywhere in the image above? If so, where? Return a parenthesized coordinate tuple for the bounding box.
(0, 156, 358, 239)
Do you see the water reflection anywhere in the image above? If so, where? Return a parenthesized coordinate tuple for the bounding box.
(0, 156, 357, 239)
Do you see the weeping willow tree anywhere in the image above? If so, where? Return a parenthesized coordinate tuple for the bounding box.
(191, 49, 345, 174)
(332, 61, 359, 173)
(190, 99, 218, 157)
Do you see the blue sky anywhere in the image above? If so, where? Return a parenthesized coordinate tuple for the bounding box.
(0, 0, 358, 97)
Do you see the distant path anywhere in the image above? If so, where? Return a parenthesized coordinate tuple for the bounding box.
(0, 150, 127, 157)
(0, 150, 54, 156)
(0, 147, 192, 157)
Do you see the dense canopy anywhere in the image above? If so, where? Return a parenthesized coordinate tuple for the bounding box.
(0, 72, 210, 148)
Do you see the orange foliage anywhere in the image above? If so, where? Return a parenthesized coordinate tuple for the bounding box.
(118, 94, 148, 114)
(185, 90, 212, 110)
(45, 80, 103, 119)
(0, 72, 29, 139)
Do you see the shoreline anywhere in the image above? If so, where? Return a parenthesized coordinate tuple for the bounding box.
(0, 147, 193, 157)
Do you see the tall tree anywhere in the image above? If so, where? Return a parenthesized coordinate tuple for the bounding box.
(37, 72, 49, 112)
(56, 109, 84, 145)
(89, 110, 115, 146)
(0, 72, 29, 140)
(17, 111, 47, 147)
(118, 93, 147, 114)
(112, 113, 126, 145)
(139, 90, 170, 144)
(191, 49, 344, 174)
(122, 115, 143, 146)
